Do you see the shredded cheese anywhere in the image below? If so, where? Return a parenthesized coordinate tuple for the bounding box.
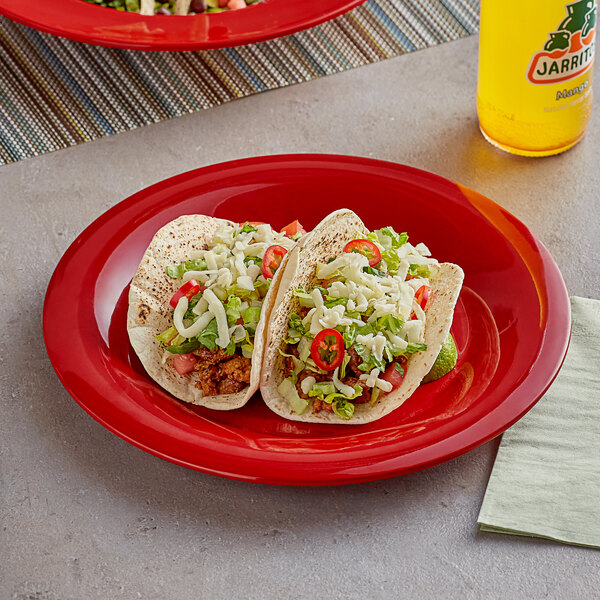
(333, 368, 356, 397)
(301, 376, 316, 396)
(202, 288, 230, 348)
(173, 297, 215, 338)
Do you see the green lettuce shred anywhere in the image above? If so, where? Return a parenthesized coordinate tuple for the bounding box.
(196, 318, 218, 350)
(165, 259, 207, 279)
(239, 222, 258, 234)
(156, 325, 178, 345)
(333, 399, 355, 420)
(225, 296, 242, 325)
(163, 339, 201, 354)
(408, 264, 431, 279)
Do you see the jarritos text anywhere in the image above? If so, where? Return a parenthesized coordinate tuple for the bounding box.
(527, 0, 596, 84)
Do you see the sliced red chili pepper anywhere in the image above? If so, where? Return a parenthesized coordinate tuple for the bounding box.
(410, 285, 431, 319)
(310, 328, 345, 371)
(343, 239, 381, 267)
(261, 245, 288, 279)
(280, 220, 307, 237)
(415, 285, 431, 310)
(173, 353, 198, 375)
(381, 359, 407, 390)
(169, 279, 201, 308)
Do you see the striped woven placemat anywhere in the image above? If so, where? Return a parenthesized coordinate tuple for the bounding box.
(0, 0, 479, 165)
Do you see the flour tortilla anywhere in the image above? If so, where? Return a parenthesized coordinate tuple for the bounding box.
(127, 214, 289, 410)
(260, 209, 464, 424)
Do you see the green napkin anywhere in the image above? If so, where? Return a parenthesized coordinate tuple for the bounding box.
(478, 296, 600, 548)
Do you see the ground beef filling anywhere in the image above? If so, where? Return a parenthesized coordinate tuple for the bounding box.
(193, 348, 251, 396)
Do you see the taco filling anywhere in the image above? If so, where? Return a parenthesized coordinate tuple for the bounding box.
(157, 220, 303, 395)
(277, 226, 441, 420)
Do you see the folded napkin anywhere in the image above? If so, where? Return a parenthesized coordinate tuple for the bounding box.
(478, 296, 600, 548)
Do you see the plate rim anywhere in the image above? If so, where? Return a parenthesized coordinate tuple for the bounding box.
(0, 0, 367, 51)
(43, 153, 572, 486)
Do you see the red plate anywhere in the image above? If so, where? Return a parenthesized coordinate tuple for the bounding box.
(43, 154, 571, 486)
(0, 0, 366, 51)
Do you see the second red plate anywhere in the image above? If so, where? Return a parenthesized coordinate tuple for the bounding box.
(43, 154, 571, 485)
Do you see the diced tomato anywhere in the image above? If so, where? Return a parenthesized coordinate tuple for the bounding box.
(310, 328, 345, 371)
(280, 220, 307, 237)
(343, 239, 381, 267)
(169, 279, 201, 308)
(381, 360, 407, 390)
(320, 278, 338, 288)
(261, 245, 288, 279)
(173, 353, 197, 375)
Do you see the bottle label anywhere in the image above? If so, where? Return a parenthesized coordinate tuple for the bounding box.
(527, 0, 596, 84)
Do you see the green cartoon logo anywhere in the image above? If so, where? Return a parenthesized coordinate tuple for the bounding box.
(528, 0, 596, 84)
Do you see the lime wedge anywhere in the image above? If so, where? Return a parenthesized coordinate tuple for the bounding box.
(423, 333, 457, 383)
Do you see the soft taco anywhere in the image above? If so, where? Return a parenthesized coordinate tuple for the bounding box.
(127, 215, 304, 410)
(260, 209, 464, 424)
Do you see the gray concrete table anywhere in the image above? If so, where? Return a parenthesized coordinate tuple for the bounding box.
(2, 35, 599, 600)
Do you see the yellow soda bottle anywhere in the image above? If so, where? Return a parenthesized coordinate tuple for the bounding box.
(477, 0, 596, 156)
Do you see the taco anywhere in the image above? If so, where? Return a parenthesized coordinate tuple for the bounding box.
(127, 215, 303, 410)
(260, 209, 464, 424)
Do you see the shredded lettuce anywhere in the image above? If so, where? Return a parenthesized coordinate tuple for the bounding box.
(357, 322, 374, 336)
(408, 264, 431, 278)
(241, 330, 254, 359)
(156, 325, 178, 345)
(289, 313, 308, 336)
(370, 387, 381, 406)
(171, 333, 185, 346)
(354, 342, 385, 372)
(163, 339, 201, 354)
(184, 299, 201, 321)
(367, 227, 408, 252)
(293, 289, 315, 308)
(324, 296, 348, 308)
(380, 226, 408, 248)
(243, 256, 262, 267)
(333, 399, 355, 420)
(196, 318, 218, 350)
(374, 315, 404, 336)
(381, 250, 400, 273)
(239, 222, 258, 234)
(308, 382, 336, 398)
(225, 296, 242, 325)
(315, 264, 344, 280)
(342, 325, 358, 348)
(278, 378, 309, 415)
(278, 349, 305, 383)
(405, 342, 427, 354)
(226, 285, 260, 300)
(308, 382, 362, 405)
(165, 259, 207, 279)
(339, 351, 351, 379)
(363, 266, 387, 277)
(243, 306, 262, 325)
